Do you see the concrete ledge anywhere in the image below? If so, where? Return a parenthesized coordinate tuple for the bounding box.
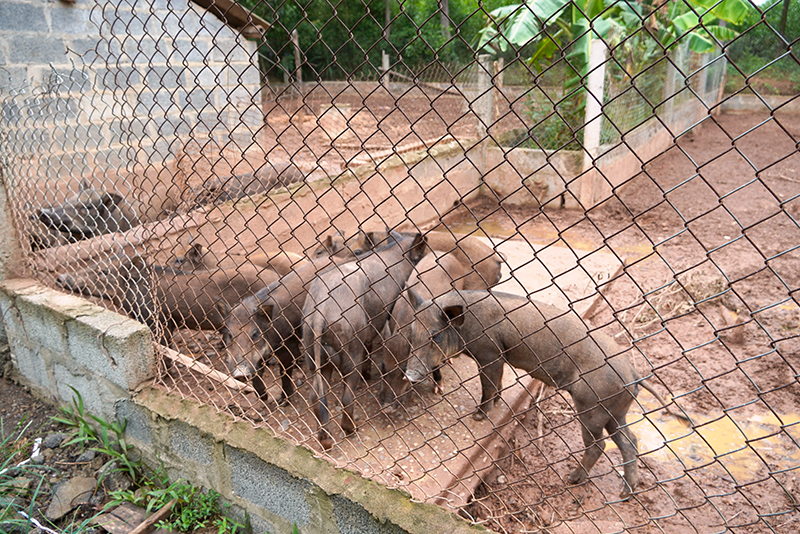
(132, 386, 489, 534)
(0, 279, 155, 421)
(720, 94, 800, 114)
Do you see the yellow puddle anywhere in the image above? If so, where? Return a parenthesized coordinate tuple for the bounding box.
(614, 401, 800, 482)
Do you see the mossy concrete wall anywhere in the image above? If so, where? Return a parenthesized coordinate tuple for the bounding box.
(0, 279, 488, 534)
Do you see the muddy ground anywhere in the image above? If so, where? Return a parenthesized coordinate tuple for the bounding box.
(454, 110, 800, 533)
(7, 109, 800, 533)
(157, 110, 800, 533)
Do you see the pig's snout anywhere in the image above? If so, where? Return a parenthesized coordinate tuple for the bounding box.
(231, 360, 257, 380)
(405, 367, 426, 384)
(56, 273, 75, 290)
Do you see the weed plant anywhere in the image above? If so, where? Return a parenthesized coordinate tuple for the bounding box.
(9, 389, 248, 534)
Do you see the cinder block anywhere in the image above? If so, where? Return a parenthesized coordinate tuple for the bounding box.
(49, 5, 91, 36)
(53, 363, 121, 423)
(332, 495, 408, 534)
(115, 398, 153, 446)
(10, 342, 51, 391)
(65, 309, 154, 390)
(0, 3, 47, 33)
(171, 422, 214, 466)
(227, 447, 312, 527)
(8, 36, 67, 65)
(12, 293, 70, 356)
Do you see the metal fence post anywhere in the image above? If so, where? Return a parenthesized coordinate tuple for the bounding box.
(291, 29, 303, 90)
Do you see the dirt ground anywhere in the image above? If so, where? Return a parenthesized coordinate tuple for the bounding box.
(7, 109, 800, 533)
(165, 109, 800, 533)
(453, 110, 800, 533)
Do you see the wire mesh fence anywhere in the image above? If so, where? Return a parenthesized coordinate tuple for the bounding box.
(2, 0, 800, 532)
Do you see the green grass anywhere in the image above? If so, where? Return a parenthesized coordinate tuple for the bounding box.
(3, 388, 249, 534)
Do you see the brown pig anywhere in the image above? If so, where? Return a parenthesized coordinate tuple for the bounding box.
(423, 231, 503, 290)
(36, 182, 142, 243)
(218, 255, 345, 405)
(314, 228, 502, 289)
(378, 250, 473, 408)
(302, 231, 427, 449)
(310, 229, 388, 260)
(403, 290, 691, 497)
(57, 254, 278, 344)
(218, 230, 392, 405)
(170, 242, 306, 277)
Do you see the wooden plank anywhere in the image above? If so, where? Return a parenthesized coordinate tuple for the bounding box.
(128, 498, 178, 534)
(93, 502, 145, 533)
(425, 375, 539, 511)
(160, 345, 256, 394)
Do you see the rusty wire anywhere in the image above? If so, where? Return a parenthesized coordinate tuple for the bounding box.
(1, 0, 799, 532)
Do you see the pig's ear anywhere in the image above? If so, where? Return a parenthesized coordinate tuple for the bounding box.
(442, 305, 465, 328)
(258, 303, 274, 319)
(185, 243, 204, 262)
(364, 231, 379, 248)
(215, 299, 231, 318)
(407, 288, 424, 309)
(409, 233, 427, 262)
(316, 235, 333, 256)
(102, 192, 124, 208)
(130, 255, 148, 272)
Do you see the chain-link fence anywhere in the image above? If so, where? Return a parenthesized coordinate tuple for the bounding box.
(2, 0, 800, 532)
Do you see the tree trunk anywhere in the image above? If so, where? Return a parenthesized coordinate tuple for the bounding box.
(439, 0, 451, 41)
(385, 0, 391, 43)
(779, 0, 790, 38)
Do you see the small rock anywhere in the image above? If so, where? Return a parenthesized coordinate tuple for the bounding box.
(75, 450, 96, 463)
(90, 455, 105, 471)
(496, 474, 507, 485)
(42, 449, 54, 460)
(45, 476, 97, 520)
(89, 489, 106, 507)
(280, 419, 290, 431)
(43, 433, 69, 449)
(6, 476, 33, 494)
(101, 470, 133, 493)
(30, 453, 45, 464)
(97, 460, 117, 476)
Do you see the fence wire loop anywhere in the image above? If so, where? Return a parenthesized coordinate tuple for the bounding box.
(1, 0, 799, 532)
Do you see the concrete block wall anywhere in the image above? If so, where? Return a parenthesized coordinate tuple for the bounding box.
(0, 0, 261, 203)
(0, 278, 487, 534)
(0, 279, 154, 422)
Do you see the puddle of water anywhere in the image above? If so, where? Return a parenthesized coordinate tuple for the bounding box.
(611, 400, 800, 482)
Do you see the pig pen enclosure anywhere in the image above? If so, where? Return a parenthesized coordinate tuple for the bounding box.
(2, 0, 800, 532)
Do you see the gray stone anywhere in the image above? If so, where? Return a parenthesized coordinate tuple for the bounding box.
(100, 470, 132, 494)
(75, 450, 96, 463)
(45, 476, 96, 520)
(43, 432, 69, 449)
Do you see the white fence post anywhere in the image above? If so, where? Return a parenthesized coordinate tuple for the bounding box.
(381, 50, 390, 86)
(578, 38, 607, 208)
(476, 54, 494, 176)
